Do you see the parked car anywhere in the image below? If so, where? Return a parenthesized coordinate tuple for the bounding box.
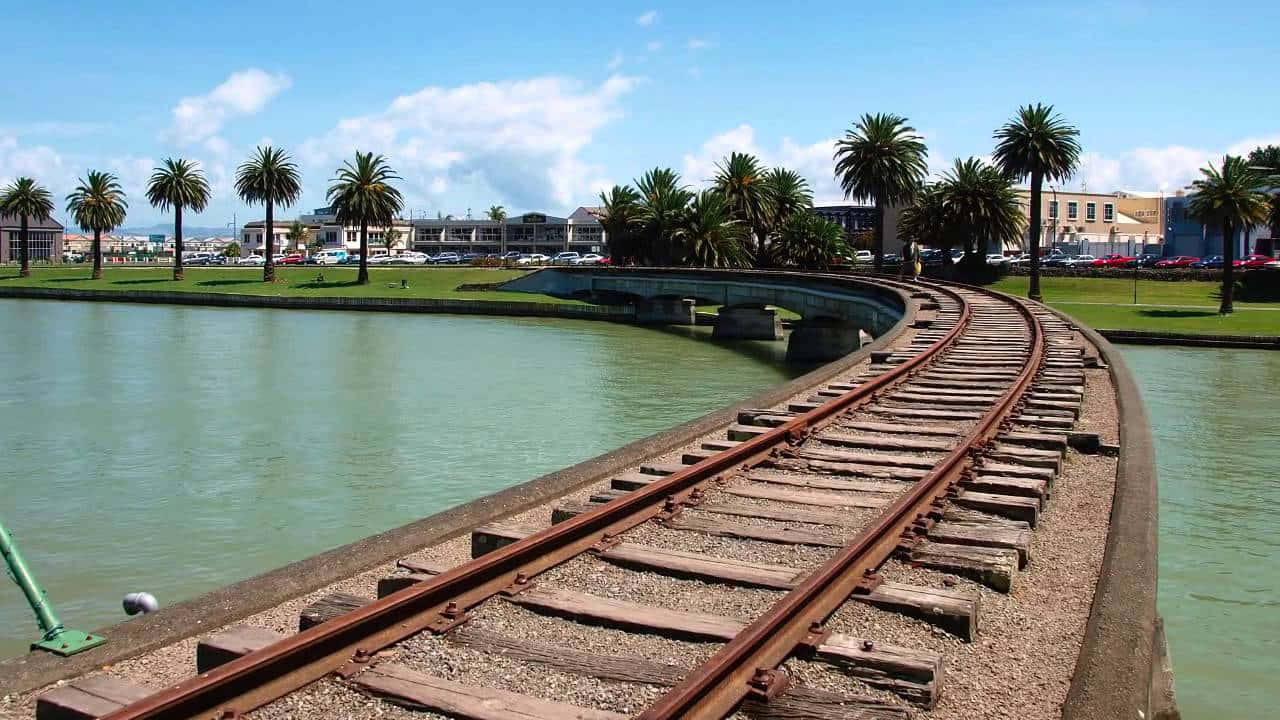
(850, 250, 873, 264)
(1090, 254, 1135, 268)
(501, 251, 523, 261)
(882, 253, 902, 264)
(1154, 256, 1200, 268)
(1240, 254, 1275, 268)
(209, 255, 229, 265)
(985, 253, 1012, 266)
(312, 249, 348, 265)
(515, 253, 549, 265)
(390, 251, 430, 265)
(1264, 258, 1280, 270)
(461, 253, 482, 262)
(184, 252, 215, 265)
(237, 255, 265, 266)
(1042, 254, 1073, 267)
(550, 251, 581, 265)
(279, 254, 305, 265)
(1191, 255, 1221, 269)
(432, 252, 461, 264)
(919, 248, 944, 264)
(1064, 254, 1098, 267)
(1133, 254, 1162, 268)
(342, 253, 362, 265)
(367, 253, 394, 265)
(573, 253, 605, 265)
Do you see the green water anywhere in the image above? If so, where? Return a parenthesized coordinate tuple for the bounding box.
(0, 299, 798, 659)
(1120, 346, 1280, 718)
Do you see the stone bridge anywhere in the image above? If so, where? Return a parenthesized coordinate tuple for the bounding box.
(501, 267, 907, 362)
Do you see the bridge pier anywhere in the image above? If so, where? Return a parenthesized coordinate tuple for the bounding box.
(712, 306, 783, 341)
(635, 297, 696, 326)
(786, 317, 867, 363)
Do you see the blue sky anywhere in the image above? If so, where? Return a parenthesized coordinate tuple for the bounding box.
(2, 0, 1277, 227)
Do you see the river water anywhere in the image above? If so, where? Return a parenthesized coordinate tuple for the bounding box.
(1120, 346, 1280, 718)
(0, 299, 798, 659)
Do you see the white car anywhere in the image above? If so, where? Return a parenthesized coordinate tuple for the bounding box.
(237, 255, 265, 266)
(551, 251, 580, 265)
(573, 253, 605, 265)
(367, 253, 394, 265)
(850, 250, 873, 263)
(516, 253, 550, 265)
(390, 251, 429, 265)
(986, 253, 1012, 266)
(1062, 254, 1097, 267)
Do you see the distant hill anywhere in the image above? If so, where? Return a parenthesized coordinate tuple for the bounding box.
(119, 224, 233, 237)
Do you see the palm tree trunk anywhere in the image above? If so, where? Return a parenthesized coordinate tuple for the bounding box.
(1028, 171, 1044, 301)
(357, 221, 369, 284)
(264, 200, 276, 282)
(92, 229, 103, 279)
(18, 215, 29, 278)
(873, 202, 885, 273)
(173, 206, 184, 281)
(1220, 220, 1235, 315)
(1243, 226, 1252, 258)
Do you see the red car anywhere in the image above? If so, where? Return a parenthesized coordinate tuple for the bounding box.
(279, 254, 305, 265)
(1091, 254, 1137, 267)
(1240, 254, 1275, 268)
(1154, 256, 1200, 268)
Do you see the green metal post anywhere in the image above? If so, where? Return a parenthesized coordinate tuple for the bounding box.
(0, 518, 105, 656)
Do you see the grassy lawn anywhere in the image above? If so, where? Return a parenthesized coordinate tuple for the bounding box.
(990, 275, 1280, 335)
(0, 266, 578, 304)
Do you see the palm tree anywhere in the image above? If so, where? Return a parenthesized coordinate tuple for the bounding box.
(146, 158, 210, 280)
(0, 178, 55, 278)
(383, 227, 401, 255)
(762, 167, 813, 241)
(594, 185, 642, 263)
(833, 113, 928, 272)
(636, 167, 692, 265)
(65, 171, 128, 279)
(326, 151, 403, 284)
(285, 220, 310, 255)
(1188, 156, 1270, 314)
(713, 152, 771, 256)
(938, 158, 1025, 270)
(769, 212, 847, 269)
(676, 191, 753, 268)
(235, 146, 302, 282)
(487, 205, 507, 222)
(898, 183, 949, 264)
(993, 104, 1081, 301)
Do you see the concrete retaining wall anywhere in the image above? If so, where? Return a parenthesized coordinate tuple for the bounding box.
(1099, 328, 1280, 350)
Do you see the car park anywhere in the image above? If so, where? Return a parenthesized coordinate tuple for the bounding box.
(1154, 256, 1200, 268)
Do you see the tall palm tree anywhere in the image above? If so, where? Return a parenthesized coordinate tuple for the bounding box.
(1189, 156, 1270, 314)
(235, 146, 302, 282)
(993, 104, 1081, 301)
(636, 167, 692, 265)
(713, 152, 771, 256)
(285, 220, 310, 255)
(675, 190, 753, 268)
(326, 151, 403, 284)
(486, 205, 507, 222)
(146, 158, 210, 280)
(769, 212, 847, 269)
(0, 178, 55, 278)
(65, 171, 128, 279)
(833, 113, 928, 272)
(762, 167, 814, 244)
(938, 158, 1025, 268)
(594, 185, 642, 263)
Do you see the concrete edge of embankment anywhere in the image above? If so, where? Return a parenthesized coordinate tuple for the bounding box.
(1050, 306, 1179, 720)
(1098, 327, 1280, 350)
(0, 280, 915, 696)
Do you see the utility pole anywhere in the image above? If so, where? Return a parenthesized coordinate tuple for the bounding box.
(1, 519, 106, 655)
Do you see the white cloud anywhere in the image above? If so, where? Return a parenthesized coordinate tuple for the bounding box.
(165, 69, 291, 146)
(299, 74, 640, 211)
(681, 124, 844, 202)
(636, 10, 658, 26)
(607, 51, 624, 70)
(646, 40, 662, 52)
(687, 37, 710, 50)
(1077, 135, 1280, 193)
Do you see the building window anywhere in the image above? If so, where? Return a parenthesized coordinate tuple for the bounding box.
(1048, 201, 1058, 219)
(1086, 203, 1096, 222)
(1103, 203, 1114, 222)
(1067, 201, 1078, 220)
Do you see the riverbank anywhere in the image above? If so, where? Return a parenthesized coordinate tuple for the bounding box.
(991, 275, 1280, 336)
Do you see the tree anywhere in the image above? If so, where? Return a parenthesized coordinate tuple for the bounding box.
(285, 221, 310, 255)
(938, 158, 1025, 273)
(834, 113, 928, 272)
(1188, 156, 1269, 314)
(713, 152, 771, 257)
(1246, 145, 1280, 255)
(993, 104, 1081, 301)
(762, 167, 813, 241)
(675, 190, 753, 268)
(383, 227, 401, 255)
(146, 158, 210, 280)
(594, 185, 642, 263)
(224, 241, 241, 258)
(487, 205, 507, 222)
(635, 167, 692, 265)
(0, 178, 55, 278)
(327, 151, 403, 284)
(898, 183, 949, 264)
(65, 171, 128, 279)
(769, 212, 847, 269)
(235, 146, 302, 282)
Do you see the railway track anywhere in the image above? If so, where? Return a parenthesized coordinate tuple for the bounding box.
(42, 278, 1094, 720)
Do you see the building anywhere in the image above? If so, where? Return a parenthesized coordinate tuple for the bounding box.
(1164, 192, 1274, 258)
(811, 204, 878, 247)
(1017, 189, 1165, 256)
(63, 233, 94, 254)
(2, 214, 64, 262)
(240, 221, 326, 256)
(411, 209, 606, 256)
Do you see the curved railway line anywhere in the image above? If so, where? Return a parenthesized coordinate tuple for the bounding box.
(38, 278, 1099, 720)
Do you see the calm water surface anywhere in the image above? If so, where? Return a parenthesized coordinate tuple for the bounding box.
(0, 299, 798, 658)
(1120, 346, 1280, 718)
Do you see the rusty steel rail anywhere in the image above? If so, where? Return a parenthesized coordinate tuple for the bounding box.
(638, 281, 1046, 719)
(99, 279, 972, 720)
